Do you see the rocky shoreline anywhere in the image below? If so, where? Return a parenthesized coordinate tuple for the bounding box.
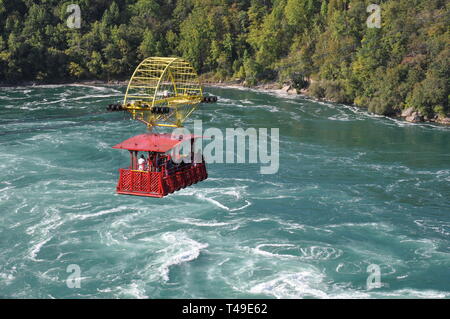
(399, 107, 450, 125)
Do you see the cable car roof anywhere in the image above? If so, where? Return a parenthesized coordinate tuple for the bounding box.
(112, 133, 202, 153)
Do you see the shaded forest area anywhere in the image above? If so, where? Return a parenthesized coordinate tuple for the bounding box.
(0, 0, 448, 118)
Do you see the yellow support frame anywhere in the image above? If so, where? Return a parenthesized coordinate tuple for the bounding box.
(122, 57, 203, 129)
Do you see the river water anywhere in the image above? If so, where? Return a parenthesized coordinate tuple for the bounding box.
(0, 84, 449, 298)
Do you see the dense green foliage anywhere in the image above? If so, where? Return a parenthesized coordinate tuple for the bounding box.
(0, 0, 448, 116)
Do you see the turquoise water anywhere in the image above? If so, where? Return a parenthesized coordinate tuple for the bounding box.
(0, 84, 449, 298)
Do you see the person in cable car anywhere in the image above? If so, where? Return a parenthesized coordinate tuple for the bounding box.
(148, 153, 156, 172)
(138, 154, 146, 171)
(165, 155, 174, 175)
(154, 154, 161, 172)
(157, 155, 165, 170)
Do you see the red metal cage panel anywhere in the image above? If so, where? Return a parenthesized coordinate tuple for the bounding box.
(116, 162, 208, 198)
(117, 169, 164, 197)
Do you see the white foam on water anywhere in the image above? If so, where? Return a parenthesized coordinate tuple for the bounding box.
(249, 271, 329, 299)
(413, 242, 440, 259)
(218, 95, 279, 112)
(326, 222, 394, 232)
(217, 258, 230, 266)
(241, 99, 255, 105)
(213, 96, 233, 103)
(37, 267, 63, 283)
(328, 114, 351, 121)
(96, 280, 150, 299)
(253, 243, 342, 261)
(18, 93, 121, 109)
(175, 218, 231, 227)
(271, 218, 334, 235)
(197, 193, 251, 212)
(251, 195, 296, 200)
(4, 104, 46, 111)
(0, 271, 16, 285)
(69, 205, 131, 221)
(28, 236, 53, 261)
(253, 244, 297, 259)
(0, 190, 10, 201)
(246, 269, 450, 299)
(258, 104, 280, 113)
(251, 217, 273, 223)
(0, 94, 29, 100)
(69, 93, 123, 102)
(414, 219, 450, 237)
(335, 262, 362, 274)
(298, 246, 343, 260)
(100, 230, 123, 246)
(207, 177, 257, 184)
(27, 84, 67, 89)
(69, 84, 122, 93)
(96, 141, 111, 151)
(370, 289, 450, 299)
(139, 231, 208, 282)
(197, 193, 231, 210)
(26, 208, 62, 236)
(0, 186, 13, 193)
(25, 207, 64, 261)
(178, 186, 252, 212)
(55, 252, 71, 260)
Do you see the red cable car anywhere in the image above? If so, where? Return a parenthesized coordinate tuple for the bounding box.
(108, 57, 217, 198)
(113, 133, 207, 198)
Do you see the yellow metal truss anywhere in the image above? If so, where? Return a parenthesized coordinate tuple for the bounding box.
(123, 57, 203, 128)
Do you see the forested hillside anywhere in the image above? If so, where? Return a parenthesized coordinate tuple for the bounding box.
(0, 0, 448, 118)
